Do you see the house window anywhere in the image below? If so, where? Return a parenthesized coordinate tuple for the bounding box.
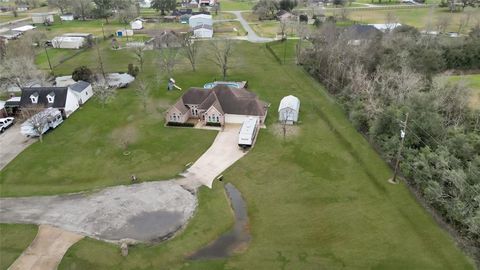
(216, 116, 219, 122)
(30, 94, 38, 104)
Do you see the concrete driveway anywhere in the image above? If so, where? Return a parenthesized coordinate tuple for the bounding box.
(0, 124, 36, 171)
(180, 124, 247, 188)
(226, 11, 273, 43)
(8, 225, 84, 270)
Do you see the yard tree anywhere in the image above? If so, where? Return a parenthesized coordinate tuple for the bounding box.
(47, 0, 71, 14)
(94, 82, 116, 108)
(117, 5, 137, 25)
(73, 0, 93, 20)
(182, 32, 200, 72)
(253, 0, 279, 20)
(156, 32, 181, 76)
(134, 46, 146, 71)
(151, 0, 176, 15)
(211, 40, 233, 80)
(95, 40, 107, 80)
(136, 79, 150, 112)
(23, 107, 49, 143)
(0, 56, 45, 89)
(93, 0, 113, 23)
(279, 0, 297, 11)
(72, 66, 94, 82)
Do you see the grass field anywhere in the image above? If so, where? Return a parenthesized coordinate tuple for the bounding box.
(0, 224, 38, 270)
(446, 74, 480, 108)
(343, 7, 480, 33)
(0, 40, 471, 268)
(220, 0, 257, 10)
(0, 14, 27, 23)
(214, 21, 247, 36)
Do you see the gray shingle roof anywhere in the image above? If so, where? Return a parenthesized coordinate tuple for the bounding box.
(69, 81, 90, 92)
(20, 87, 68, 108)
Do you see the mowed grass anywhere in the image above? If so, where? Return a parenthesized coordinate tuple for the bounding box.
(447, 74, 480, 108)
(0, 224, 38, 270)
(344, 7, 480, 33)
(27, 41, 474, 269)
(220, 0, 256, 11)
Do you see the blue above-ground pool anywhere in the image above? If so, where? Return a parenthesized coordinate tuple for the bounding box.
(204, 82, 240, 89)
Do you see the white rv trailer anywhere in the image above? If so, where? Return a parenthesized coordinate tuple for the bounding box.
(238, 117, 258, 149)
(21, 108, 63, 137)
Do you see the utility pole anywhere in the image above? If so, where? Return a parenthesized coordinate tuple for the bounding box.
(102, 23, 106, 40)
(44, 45, 54, 75)
(391, 112, 409, 184)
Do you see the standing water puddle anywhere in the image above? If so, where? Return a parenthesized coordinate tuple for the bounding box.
(189, 183, 251, 259)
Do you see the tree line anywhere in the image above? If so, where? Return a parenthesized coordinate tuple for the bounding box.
(300, 24, 480, 261)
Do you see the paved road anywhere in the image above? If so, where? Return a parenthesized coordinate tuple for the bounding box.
(226, 11, 273, 43)
(8, 225, 83, 270)
(0, 124, 36, 171)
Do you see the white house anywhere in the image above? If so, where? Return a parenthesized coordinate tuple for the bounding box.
(130, 19, 143, 30)
(192, 24, 213, 38)
(278, 95, 300, 124)
(52, 36, 85, 49)
(69, 81, 93, 105)
(60, 13, 74, 21)
(32, 13, 54, 24)
(188, 14, 212, 28)
(20, 86, 80, 118)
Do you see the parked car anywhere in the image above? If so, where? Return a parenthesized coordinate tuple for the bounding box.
(0, 117, 14, 133)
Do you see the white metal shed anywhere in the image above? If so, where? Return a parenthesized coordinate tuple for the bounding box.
(130, 20, 143, 30)
(52, 36, 85, 49)
(278, 95, 300, 124)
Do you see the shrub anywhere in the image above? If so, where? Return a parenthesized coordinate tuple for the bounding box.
(206, 122, 222, 127)
(127, 63, 140, 77)
(167, 122, 194, 127)
(72, 66, 93, 82)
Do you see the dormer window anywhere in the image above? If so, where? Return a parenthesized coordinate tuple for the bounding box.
(30, 92, 39, 104)
(47, 92, 55, 103)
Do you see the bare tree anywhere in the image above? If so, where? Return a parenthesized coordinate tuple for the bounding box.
(211, 40, 233, 80)
(155, 32, 181, 76)
(0, 56, 45, 89)
(385, 12, 399, 32)
(94, 82, 116, 108)
(457, 12, 472, 33)
(48, 0, 71, 14)
(181, 32, 199, 72)
(133, 46, 146, 71)
(23, 107, 49, 143)
(279, 19, 288, 39)
(136, 79, 150, 111)
(295, 22, 309, 64)
(73, 0, 93, 20)
(435, 15, 450, 33)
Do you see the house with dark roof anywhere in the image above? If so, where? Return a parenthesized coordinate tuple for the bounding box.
(342, 24, 382, 45)
(20, 82, 92, 118)
(166, 85, 269, 126)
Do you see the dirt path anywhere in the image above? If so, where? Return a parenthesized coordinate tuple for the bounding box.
(0, 125, 36, 171)
(180, 124, 247, 188)
(8, 225, 83, 270)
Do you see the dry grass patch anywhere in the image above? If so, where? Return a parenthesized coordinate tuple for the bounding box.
(270, 123, 301, 139)
(110, 123, 139, 149)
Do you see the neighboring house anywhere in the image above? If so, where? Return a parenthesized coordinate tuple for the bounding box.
(69, 81, 93, 105)
(166, 85, 269, 126)
(192, 24, 213, 38)
(342, 24, 381, 45)
(130, 19, 143, 30)
(16, 5, 29, 11)
(32, 13, 54, 24)
(278, 95, 300, 125)
(0, 100, 6, 117)
(20, 87, 80, 118)
(52, 36, 85, 49)
(0, 30, 22, 40)
(368, 23, 402, 32)
(60, 13, 74, 21)
(276, 10, 293, 21)
(188, 14, 212, 28)
(11, 25, 36, 33)
(4, 97, 21, 116)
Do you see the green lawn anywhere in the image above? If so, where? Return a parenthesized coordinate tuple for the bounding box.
(343, 7, 480, 33)
(0, 41, 469, 268)
(0, 14, 27, 23)
(446, 74, 480, 108)
(214, 21, 247, 36)
(220, 0, 256, 11)
(0, 224, 38, 270)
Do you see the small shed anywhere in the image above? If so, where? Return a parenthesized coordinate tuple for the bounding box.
(278, 95, 300, 124)
(116, 29, 134, 37)
(180, 14, 191, 24)
(52, 36, 85, 49)
(32, 13, 54, 24)
(193, 24, 213, 38)
(130, 19, 143, 30)
(60, 13, 74, 21)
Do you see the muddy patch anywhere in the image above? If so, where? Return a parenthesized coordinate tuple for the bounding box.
(271, 123, 300, 139)
(189, 183, 251, 259)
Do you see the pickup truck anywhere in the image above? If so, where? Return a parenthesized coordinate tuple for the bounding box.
(0, 117, 14, 133)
